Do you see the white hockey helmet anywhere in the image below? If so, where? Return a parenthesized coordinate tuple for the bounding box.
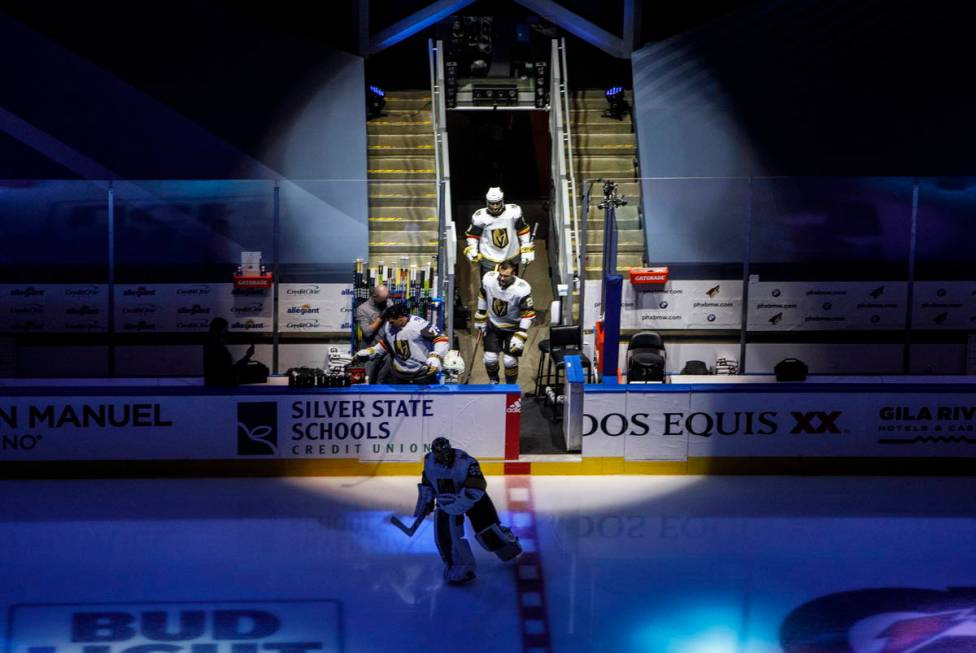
(486, 186, 505, 216)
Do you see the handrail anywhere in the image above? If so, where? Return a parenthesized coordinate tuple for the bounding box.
(549, 38, 580, 325)
(559, 37, 581, 297)
(429, 39, 455, 344)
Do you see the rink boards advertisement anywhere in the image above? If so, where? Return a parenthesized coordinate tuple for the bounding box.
(0, 283, 355, 333)
(0, 389, 515, 462)
(582, 387, 976, 461)
(6, 601, 343, 653)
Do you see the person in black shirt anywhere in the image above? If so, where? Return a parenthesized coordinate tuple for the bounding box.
(203, 317, 255, 386)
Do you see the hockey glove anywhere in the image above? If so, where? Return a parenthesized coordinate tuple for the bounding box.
(425, 355, 442, 374)
(354, 348, 373, 362)
(520, 245, 535, 265)
(464, 244, 482, 263)
(437, 488, 483, 515)
(414, 483, 435, 517)
(473, 311, 488, 334)
(508, 331, 528, 356)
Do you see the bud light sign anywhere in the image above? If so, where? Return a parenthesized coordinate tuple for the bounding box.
(7, 601, 342, 653)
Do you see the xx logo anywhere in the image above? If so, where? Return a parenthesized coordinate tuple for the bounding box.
(790, 411, 841, 434)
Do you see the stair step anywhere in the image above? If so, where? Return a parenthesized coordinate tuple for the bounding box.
(369, 205, 438, 222)
(574, 182, 641, 198)
(368, 181, 438, 207)
(571, 89, 633, 101)
(380, 100, 433, 113)
(585, 253, 643, 278)
(572, 133, 636, 155)
(584, 216, 640, 230)
(368, 134, 435, 157)
(575, 158, 635, 176)
(367, 155, 436, 179)
(569, 120, 632, 135)
(571, 108, 633, 122)
(385, 90, 433, 99)
(369, 218, 439, 231)
(369, 228, 439, 245)
(367, 118, 433, 135)
(369, 240, 439, 254)
(579, 204, 640, 220)
(582, 229, 645, 249)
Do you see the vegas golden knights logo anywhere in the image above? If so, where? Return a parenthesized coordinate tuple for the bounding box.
(492, 298, 509, 316)
(491, 228, 509, 249)
(394, 339, 411, 359)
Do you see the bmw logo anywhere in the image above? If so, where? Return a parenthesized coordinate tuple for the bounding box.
(823, 302, 832, 310)
(772, 289, 781, 297)
(707, 314, 716, 322)
(659, 301, 669, 309)
(937, 288, 947, 297)
(871, 315, 880, 323)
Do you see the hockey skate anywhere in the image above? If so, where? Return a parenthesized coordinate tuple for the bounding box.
(444, 564, 476, 585)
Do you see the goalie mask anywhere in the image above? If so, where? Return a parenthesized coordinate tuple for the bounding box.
(485, 187, 505, 216)
(431, 436, 455, 467)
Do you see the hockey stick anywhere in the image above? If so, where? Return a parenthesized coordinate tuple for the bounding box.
(526, 222, 538, 270)
(388, 510, 429, 537)
(464, 328, 483, 385)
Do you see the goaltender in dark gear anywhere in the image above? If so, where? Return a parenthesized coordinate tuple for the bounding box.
(413, 437, 522, 584)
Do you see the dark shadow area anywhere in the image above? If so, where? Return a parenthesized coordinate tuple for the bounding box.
(447, 110, 549, 205)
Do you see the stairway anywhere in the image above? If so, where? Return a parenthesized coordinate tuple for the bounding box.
(569, 89, 645, 280)
(366, 90, 439, 268)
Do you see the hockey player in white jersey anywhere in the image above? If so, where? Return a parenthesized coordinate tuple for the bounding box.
(355, 304, 448, 384)
(474, 260, 536, 384)
(464, 186, 535, 276)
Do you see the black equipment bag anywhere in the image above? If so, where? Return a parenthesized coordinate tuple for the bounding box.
(628, 351, 665, 383)
(680, 360, 709, 375)
(240, 360, 269, 384)
(774, 358, 808, 382)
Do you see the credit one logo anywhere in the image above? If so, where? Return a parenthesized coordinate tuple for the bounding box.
(231, 303, 264, 314)
(10, 286, 44, 297)
(176, 285, 211, 296)
(286, 285, 320, 296)
(237, 402, 278, 455)
(65, 285, 101, 297)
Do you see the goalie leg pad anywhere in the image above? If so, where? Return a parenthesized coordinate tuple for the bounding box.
(476, 523, 522, 562)
(436, 510, 476, 583)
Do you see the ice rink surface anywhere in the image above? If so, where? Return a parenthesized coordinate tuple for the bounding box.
(2, 475, 975, 653)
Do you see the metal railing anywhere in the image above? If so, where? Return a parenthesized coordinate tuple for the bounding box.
(548, 38, 581, 325)
(429, 39, 456, 344)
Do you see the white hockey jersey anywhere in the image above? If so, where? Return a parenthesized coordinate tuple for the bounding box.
(466, 204, 531, 264)
(370, 315, 449, 378)
(478, 271, 535, 332)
